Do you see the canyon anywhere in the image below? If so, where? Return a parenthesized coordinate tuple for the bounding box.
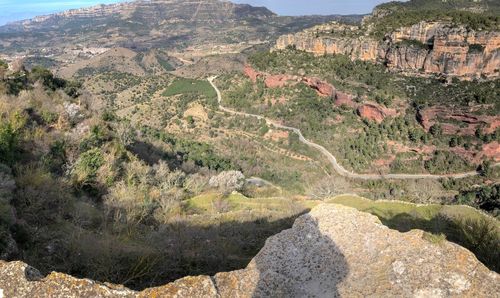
(275, 21, 500, 79)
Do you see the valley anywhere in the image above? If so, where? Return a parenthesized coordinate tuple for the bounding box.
(0, 0, 498, 296)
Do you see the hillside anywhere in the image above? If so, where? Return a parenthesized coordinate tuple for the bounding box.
(0, 0, 354, 68)
(0, 0, 499, 296)
(1, 65, 498, 292)
(274, 0, 500, 79)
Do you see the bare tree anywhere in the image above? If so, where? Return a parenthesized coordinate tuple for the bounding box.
(209, 170, 245, 194)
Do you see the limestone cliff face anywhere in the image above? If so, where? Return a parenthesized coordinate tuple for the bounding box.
(0, 204, 498, 297)
(275, 21, 500, 78)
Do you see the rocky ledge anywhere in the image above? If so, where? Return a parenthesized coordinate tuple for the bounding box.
(276, 21, 500, 79)
(1, 204, 498, 297)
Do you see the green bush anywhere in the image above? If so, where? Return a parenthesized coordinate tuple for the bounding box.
(73, 148, 104, 185)
(0, 122, 18, 165)
(468, 44, 485, 54)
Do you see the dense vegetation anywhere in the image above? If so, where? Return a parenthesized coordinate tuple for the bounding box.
(0, 66, 310, 289)
(456, 184, 500, 217)
(371, 0, 500, 37)
(223, 50, 498, 175)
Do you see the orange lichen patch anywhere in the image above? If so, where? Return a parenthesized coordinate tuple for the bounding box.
(482, 142, 500, 162)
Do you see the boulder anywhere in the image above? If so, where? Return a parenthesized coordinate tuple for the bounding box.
(301, 77, 335, 97)
(243, 64, 261, 83)
(1, 204, 498, 297)
(357, 104, 386, 123)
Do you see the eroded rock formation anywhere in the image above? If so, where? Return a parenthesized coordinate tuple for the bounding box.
(275, 21, 500, 79)
(357, 104, 388, 123)
(1, 204, 498, 297)
(417, 106, 500, 135)
(244, 64, 336, 98)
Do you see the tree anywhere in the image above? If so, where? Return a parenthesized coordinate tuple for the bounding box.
(208, 171, 245, 194)
(429, 124, 442, 137)
(478, 161, 493, 178)
(0, 59, 7, 80)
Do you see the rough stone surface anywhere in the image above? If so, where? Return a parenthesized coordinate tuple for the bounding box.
(243, 65, 335, 97)
(482, 141, 500, 162)
(276, 21, 500, 79)
(264, 74, 297, 88)
(0, 204, 498, 297)
(417, 106, 500, 136)
(243, 64, 261, 83)
(357, 104, 387, 123)
(301, 77, 335, 97)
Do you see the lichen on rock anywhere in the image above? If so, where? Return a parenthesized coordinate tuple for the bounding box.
(0, 204, 498, 297)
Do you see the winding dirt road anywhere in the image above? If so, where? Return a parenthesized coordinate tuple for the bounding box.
(208, 76, 483, 180)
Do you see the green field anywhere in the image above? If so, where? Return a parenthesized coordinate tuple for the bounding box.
(163, 78, 216, 98)
(186, 192, 318, 215)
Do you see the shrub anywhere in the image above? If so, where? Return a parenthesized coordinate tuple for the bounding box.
(0, 123, 18, 165)
(209, 171, 245, 194)
(468, 44, 485, 54)
(73, 148, 104, 186)
(14, 166, 74, 225)
(0, 113, 26, 165)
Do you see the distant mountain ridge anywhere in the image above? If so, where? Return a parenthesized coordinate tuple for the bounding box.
(0, 0, 357, 55)
(1, 0, 276, 31)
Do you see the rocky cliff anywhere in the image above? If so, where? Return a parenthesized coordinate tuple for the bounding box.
(275, 21, 500, 79)
(1, 204, 498, 297)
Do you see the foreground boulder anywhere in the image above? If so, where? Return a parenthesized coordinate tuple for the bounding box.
(0, 204, 498, 297)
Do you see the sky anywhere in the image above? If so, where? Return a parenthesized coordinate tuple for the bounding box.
(0, 0, 394, 26)
(232, 0, 394, 16)
(0, 0, 130, 25)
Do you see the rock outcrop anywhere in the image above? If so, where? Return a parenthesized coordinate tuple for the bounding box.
(1, 204, 498, 297)
(301, 77, 336, 97)
(244, 64, 336, 98)
(275, 21, 500, 79)
(357, 104, 388, 123)
(417, 106, 500, 136)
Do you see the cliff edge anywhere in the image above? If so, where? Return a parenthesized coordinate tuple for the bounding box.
(275, 21, 500, 79)
(1, 204, 498, 297)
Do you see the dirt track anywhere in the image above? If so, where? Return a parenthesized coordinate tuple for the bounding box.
(209, 76, 485, 180)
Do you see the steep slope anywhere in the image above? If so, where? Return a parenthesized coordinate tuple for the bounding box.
(275, 0, 500, 79)
(276, 21, 500, 78)
(0, 204, 498, 297)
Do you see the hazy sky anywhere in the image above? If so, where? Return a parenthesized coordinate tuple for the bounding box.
(0, 0, 129, 25)
(0, 0, 395, 26)
(232, 0, 394, 15)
